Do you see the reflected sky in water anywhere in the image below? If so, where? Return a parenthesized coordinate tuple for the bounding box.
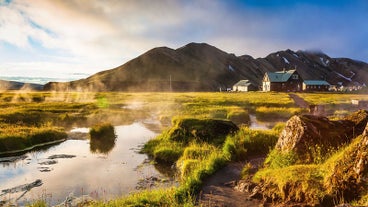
(0, 123, 165, 205)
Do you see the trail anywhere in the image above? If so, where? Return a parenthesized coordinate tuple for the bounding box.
(198, 157, 265, 207)
(197, 94, 314, 206)
(288, 93, 309, 108)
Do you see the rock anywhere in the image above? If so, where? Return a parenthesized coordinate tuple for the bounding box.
(38, 166, 53, 172)
(1, 179, 42, 194)
(275, 110, 368, 163)
(234, 180, 256, 193)
(38, 160, 58, 165)
(135, 176, 171, 190)
(54, 193, 94, 207)
(249, 185, 263, 199)
(48, 154, 76, 159)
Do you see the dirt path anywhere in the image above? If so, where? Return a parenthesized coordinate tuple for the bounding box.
(197, 94, 312, 207)
(198, 157, 265, 207)
(289, 94, 309, 108)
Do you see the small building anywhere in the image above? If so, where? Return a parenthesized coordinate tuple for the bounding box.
(232, 80, 257, 92)
(352, 99, 368, 107)
(303, 80, 330, 91)
(262, 69, 303, 92)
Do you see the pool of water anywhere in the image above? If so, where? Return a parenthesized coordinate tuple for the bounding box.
(249, 114, 280, 130)
(0, 123, 171, 206)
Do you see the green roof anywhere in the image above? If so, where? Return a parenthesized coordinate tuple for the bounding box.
(265, 69, 296, 82)
(303, 80, 330, 85)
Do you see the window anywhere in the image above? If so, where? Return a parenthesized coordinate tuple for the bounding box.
(292, 74, 298, 79)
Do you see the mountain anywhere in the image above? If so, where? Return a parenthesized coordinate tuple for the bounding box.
(0, 80, 43, 91)
(44, 43, 368, 91)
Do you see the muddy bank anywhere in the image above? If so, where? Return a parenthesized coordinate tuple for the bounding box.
(198, 160, 265, 207)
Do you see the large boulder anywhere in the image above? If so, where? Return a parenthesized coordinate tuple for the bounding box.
(275, 110, 368, 163)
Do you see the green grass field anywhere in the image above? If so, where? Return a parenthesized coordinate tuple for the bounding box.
(0, 91, 366, 206)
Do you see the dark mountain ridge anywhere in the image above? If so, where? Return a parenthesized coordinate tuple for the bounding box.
(44, 42, 368, 91)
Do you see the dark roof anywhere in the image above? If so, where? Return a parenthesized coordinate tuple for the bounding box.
(265, 69, 296, 82)
(233, 80, 252, 87)
(303, 80, 330, 85)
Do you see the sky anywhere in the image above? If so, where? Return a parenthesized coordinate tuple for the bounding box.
(0, 0, 367, 82)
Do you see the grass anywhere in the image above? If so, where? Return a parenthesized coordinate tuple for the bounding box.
(2, 91, 366, 206)
(0, 125, 67, 152)
(89, 123, 116, 154)
(127, 118, 282, 206)
(94, 118, 235, 206)
(0, 92, 99, 154)
(255, 106, 305, 121)
(92, 188, 195, 207)
(254, 133, 368, 206)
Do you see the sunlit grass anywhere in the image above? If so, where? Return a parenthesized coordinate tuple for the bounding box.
(2, 91, 366, 206)
(254, 134, 367, 206)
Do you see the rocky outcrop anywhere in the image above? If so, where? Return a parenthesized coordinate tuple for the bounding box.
(253, 111, 368, 205)
(275, 110, 368, 163)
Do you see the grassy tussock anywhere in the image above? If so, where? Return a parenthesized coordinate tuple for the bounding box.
(254, 164, 326, 203)
(89, 123, 115, 140)
(255, 134, 368, 206)
(93, 188, 195, 207)
(224, 126, 280, 161)
(26, 200, 47, 207)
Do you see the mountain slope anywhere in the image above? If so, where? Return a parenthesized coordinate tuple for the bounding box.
(0, 80, 43, 91)
(44, 43, 368, 91)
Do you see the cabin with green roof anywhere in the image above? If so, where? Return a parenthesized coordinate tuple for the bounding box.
(262, 69, 303, 92)
(303, 80, 330, 91)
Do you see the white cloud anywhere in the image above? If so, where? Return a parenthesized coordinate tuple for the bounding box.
(0, 0, 367, 79)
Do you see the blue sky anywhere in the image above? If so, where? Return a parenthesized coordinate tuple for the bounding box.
(0, 0, 367, 80)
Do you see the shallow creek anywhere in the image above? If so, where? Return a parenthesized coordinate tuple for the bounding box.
(0, 123, 173, 206)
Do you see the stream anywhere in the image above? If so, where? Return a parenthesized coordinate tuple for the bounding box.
(0, 123, 173, 206)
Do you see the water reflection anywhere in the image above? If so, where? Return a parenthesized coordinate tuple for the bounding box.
(0, 123, 170, 206)
(90, 134, 116, 155)
(89, 124, 117, 155)
(249, 114, 276, 130)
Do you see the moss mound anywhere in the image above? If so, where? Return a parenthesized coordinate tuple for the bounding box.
(167, 118, 239, 145)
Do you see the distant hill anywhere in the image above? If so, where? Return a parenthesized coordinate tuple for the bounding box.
(44, 43, 368, 91)
(0, 80, 43, 91)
